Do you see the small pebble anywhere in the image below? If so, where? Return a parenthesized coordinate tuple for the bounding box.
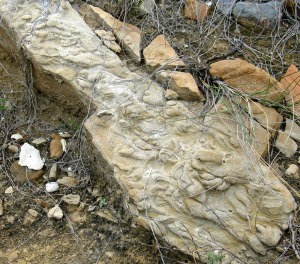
(5, 186, 13, 194)
(47, 205, 63, 220)
(49, 164, 58, 180)
(8, 144, 18, 153)
(45, 182, 59, 193)
(285, 164, 299, 177)
(32, 137, 47, 145)
(62, 194, 80, 205)
(59, 132, 72, 138)
(28, 209, 38, 218)
(11, 133, 23, 140)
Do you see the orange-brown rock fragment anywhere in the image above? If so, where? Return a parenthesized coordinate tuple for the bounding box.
(50, 132, 64, 159)
(10, 161, 44, 183)
(280, 64, 300, 116)
(210, 59, 284, 101)
(185, 0, 212, 22)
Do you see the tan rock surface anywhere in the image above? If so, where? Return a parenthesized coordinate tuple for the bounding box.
(280, 64, 300, 116)
(210, 59, 284, 101)
(0, 1, 296, 262)
(143, 35, 185, 69)
(88, 5, 141, 63)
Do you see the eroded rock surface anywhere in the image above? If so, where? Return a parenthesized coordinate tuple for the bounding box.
(0, 1, 296, 263)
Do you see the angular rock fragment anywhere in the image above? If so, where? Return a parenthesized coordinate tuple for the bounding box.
(50, 132, 64, 159)
(167, 71, 204, 101)
(11, 161, 44, 183)
(62, 194, 80, 205)
(49, 163, 58, 180)
(185, 0, 212, 22)
(143, 35, 185, 69)
(210, 59, 284, 101)
(32, 137, 47, 146)
(18, 143, 44, 170)
(47, 205, 63, 220)
(280, 64, 300, 116)
(45, 182, 59, 193)
(57, 176, 79, 187)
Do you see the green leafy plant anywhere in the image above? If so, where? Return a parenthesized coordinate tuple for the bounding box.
(206, 251, 225, 264)
(0, 98, 7, 111)
(60, 117, 80, 131)
(97, 196, 108, 208)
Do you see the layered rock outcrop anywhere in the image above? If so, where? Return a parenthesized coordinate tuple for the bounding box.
(0, 1, 296, 263)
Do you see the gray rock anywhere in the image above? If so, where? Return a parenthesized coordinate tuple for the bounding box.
(233, 1, 282, 30)
(216, 0, 237, 15)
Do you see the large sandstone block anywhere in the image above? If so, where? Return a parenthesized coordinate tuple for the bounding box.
(0, 1, 296, 263)
(210, 59, 285, 101)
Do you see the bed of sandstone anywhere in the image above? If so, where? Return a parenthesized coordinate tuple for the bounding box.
(0, 0, 299, 263)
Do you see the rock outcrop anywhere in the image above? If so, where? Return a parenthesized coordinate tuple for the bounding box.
(0, 1, 296, 263)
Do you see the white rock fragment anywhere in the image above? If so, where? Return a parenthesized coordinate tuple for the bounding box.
(59, 132, 72, 138)
(18, 143, 44, 170)
(62, 194, 80, 205)
(32, 137, 47, 145)
(45, 182, 59, 193)
(5, 186, 13, 194)
(61, 138, 67, 152)
(11, 133, 23, 140)
(47, 205, 63, 220)
(285, 164, 299, 177)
